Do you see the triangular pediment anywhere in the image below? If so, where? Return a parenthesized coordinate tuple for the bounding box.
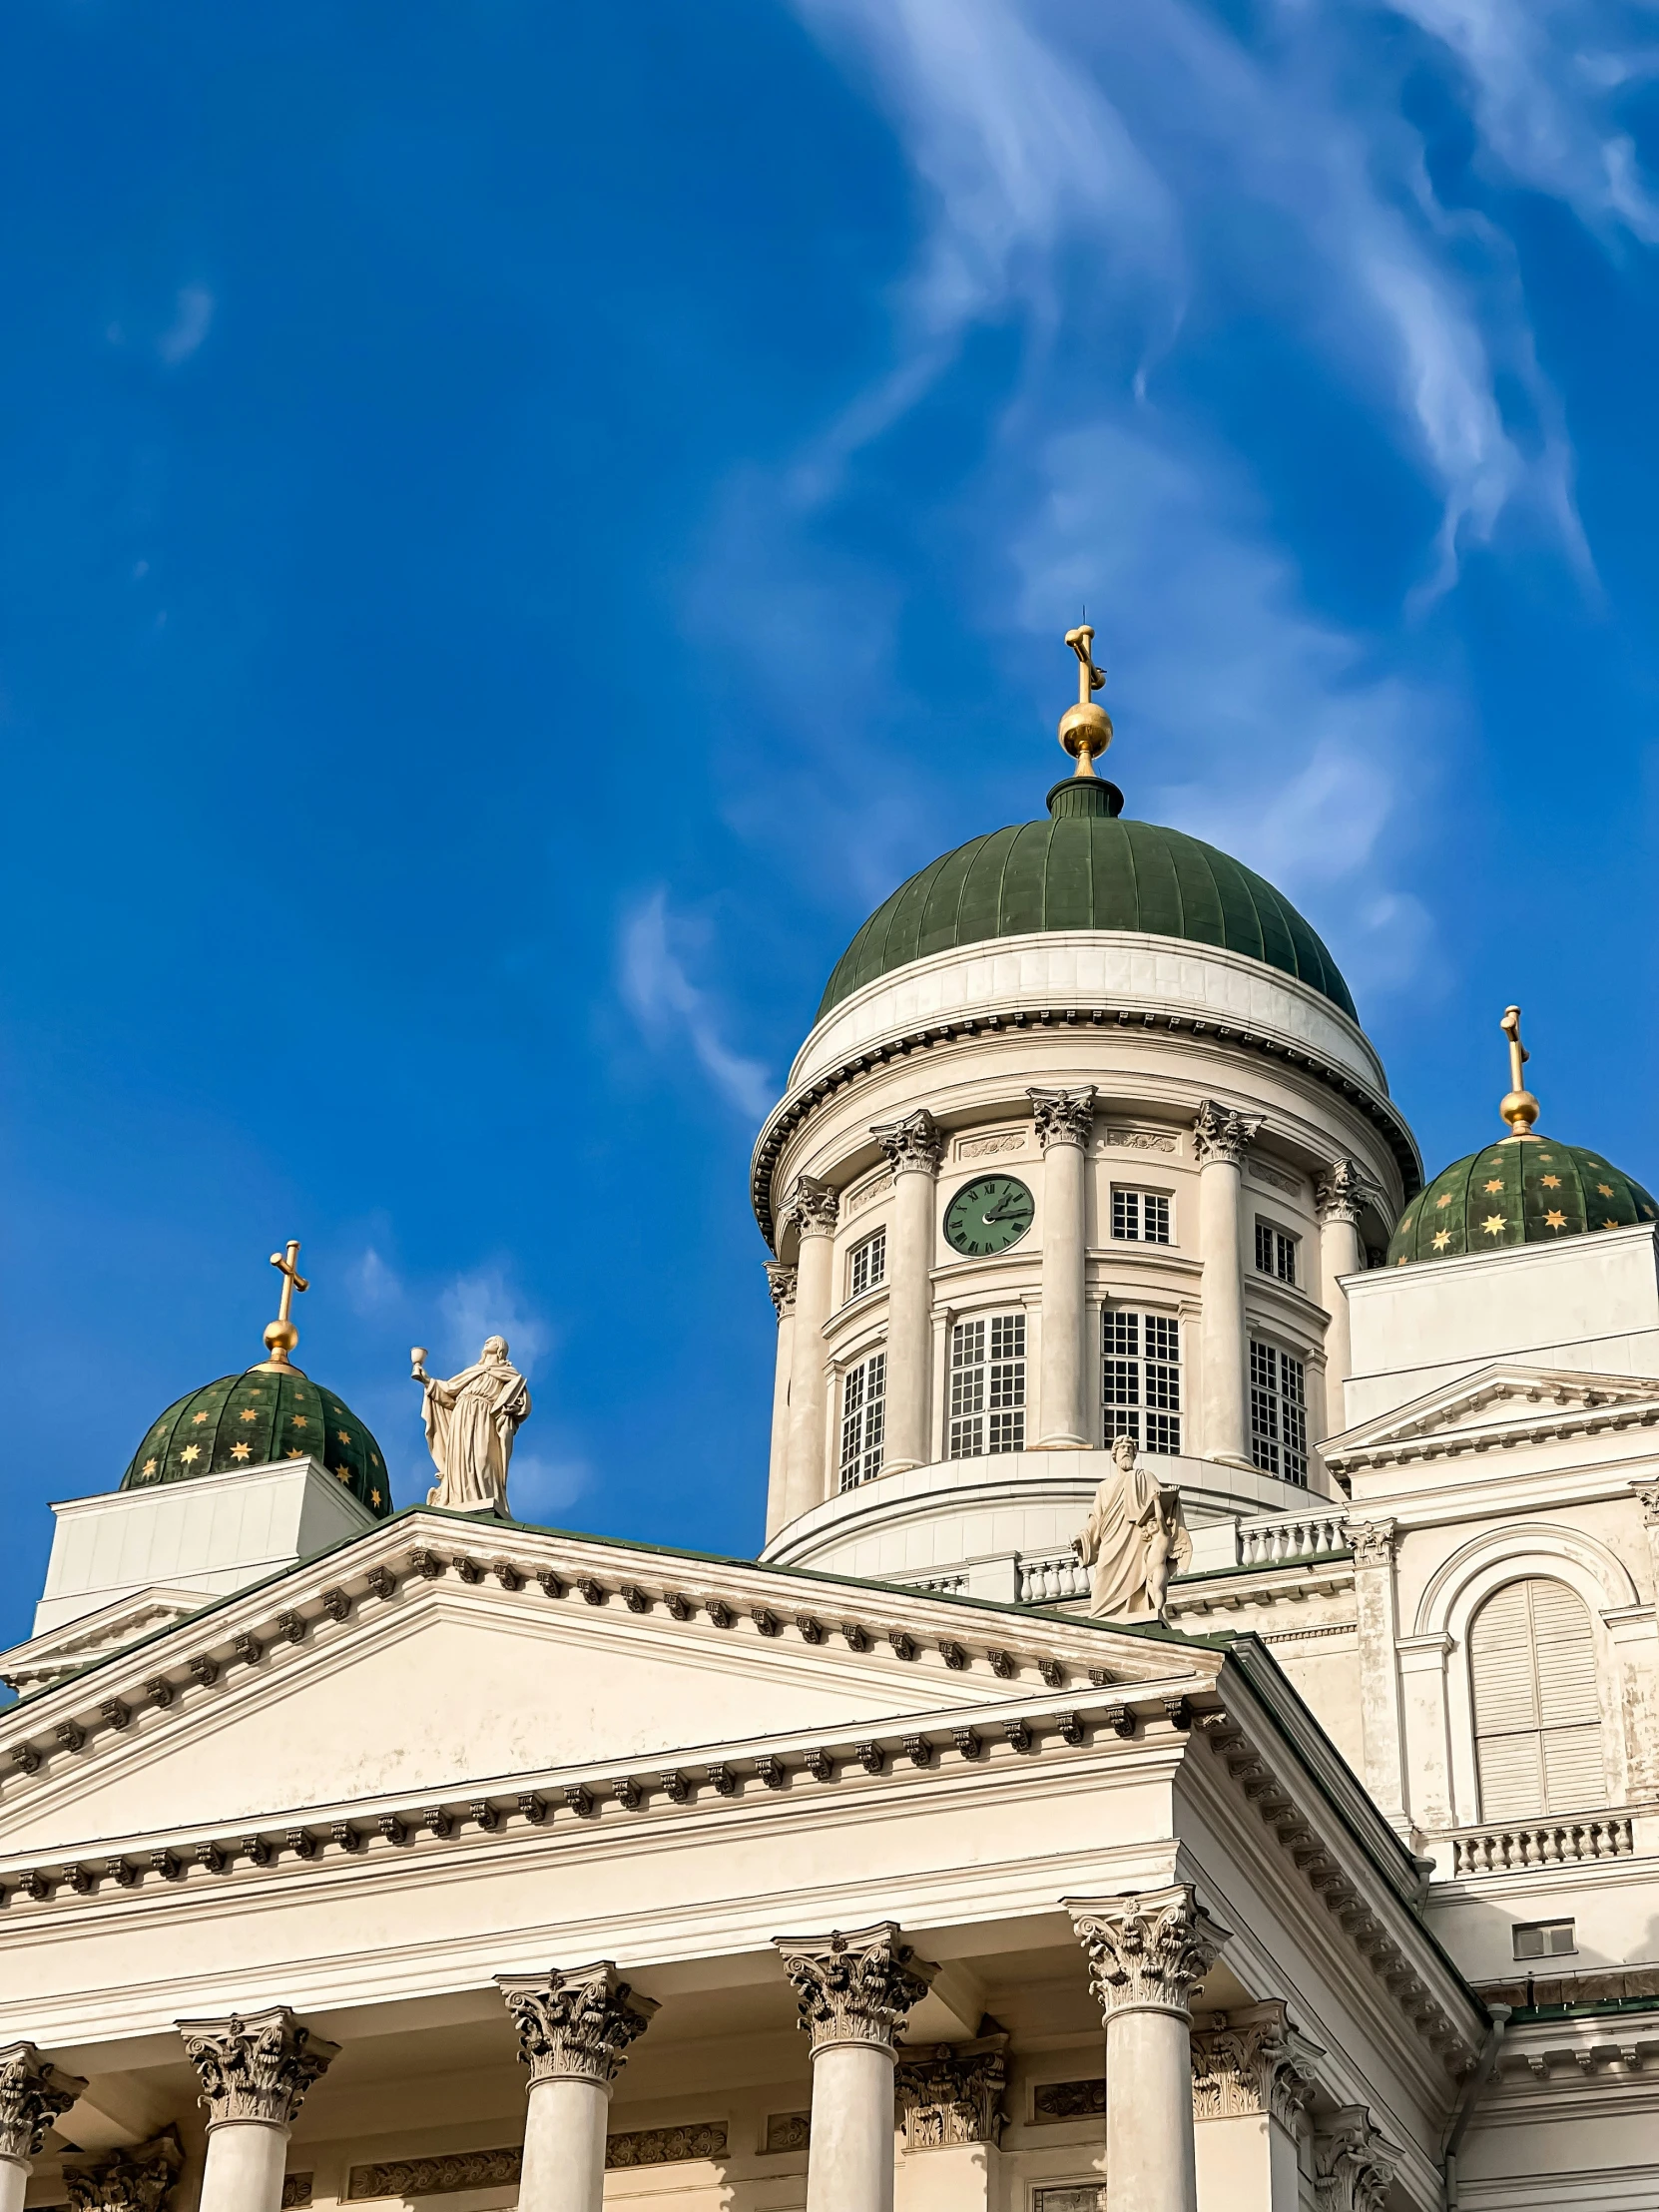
(0, 1584, 208, 1694)
(1324, 1362, 1659, 1470)
(0, 1510, 1214, 1862)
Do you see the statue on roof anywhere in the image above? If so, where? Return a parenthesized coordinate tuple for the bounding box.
(1073, 1433, 1192, 1623)
(411, 1338, 531, 1516)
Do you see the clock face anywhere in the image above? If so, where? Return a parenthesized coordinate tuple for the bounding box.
(944, 1174, 1035, 1257)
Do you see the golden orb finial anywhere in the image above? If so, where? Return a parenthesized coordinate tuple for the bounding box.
(1058, 623, 1112, 777)
(1498, 1005, 1541, 1140)
(251, 1238, 310, 1374)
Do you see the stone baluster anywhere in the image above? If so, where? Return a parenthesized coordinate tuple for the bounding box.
(1315, 1160, 1366, 1442)
(1311, 2104, 1403, 2212)
(764, 1262, 799, 1539)
(1065, 1886, 1232, 2212)
(178, 2007, 337, 2212)
(62, 2136, 183, 2212)
(871, 1110, 943, 1474)
(774, 1921, 935, 2212)
(1193, 1101, 1261, 1466)
(497, 1962, 658, 2212)
(781, 1177, 841, 1524)
(1190, 2001, 1321, 2211)
(0, 2043, 88, 2212)
(1029, 1088, 1096, 1448)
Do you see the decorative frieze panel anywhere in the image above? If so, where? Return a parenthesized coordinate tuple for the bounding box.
(956, 1130, 1028, 1162)
(177, 2007, 339, 2129)
(893, 2035, 1007, 2148)
(344, 2121, 727, 2199)
(1252, 1160, 1305, 1200)
(843, 1168, 896, 1217)
(1032, 2187, 1106, 2212)
(0, 2040, 88, 2160)
(606, 2123, 727, 2166)
(496, 1962, 658, 2086)
(1032, 2076, 1105, 2122)
(1096, 1125, 1181, 1158)
(62, 2134, 183, 2212)
(281, 2180, 312, 2208)
(763, 2112, 811, 2153)
(774, 1921, 935, 2052)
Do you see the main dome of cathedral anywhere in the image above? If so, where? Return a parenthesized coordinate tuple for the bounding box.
(817, 780, 1358, 1023)
(121, 1370, 391, 1518)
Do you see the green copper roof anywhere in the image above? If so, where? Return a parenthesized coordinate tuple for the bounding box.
(121, 1370, 391, 1518)
(1387, 1137, 1659, 1268)
(818, 807, 1358, 1022)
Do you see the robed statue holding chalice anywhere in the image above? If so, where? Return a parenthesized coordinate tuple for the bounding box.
(410, 1337, 531, 1516)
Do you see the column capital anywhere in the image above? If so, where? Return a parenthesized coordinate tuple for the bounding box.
(765, 1261, 799, 1320)
(871, 1108, 943, 1175)
(1346, 1516, 1396, 1570)
(1192, 1099, 1262, 1167)
(1315, 1158, 1367, 1225)
(1028, 1086, 1096, 1150)
(496, 1962, 659, 2087)
(783, 1174, 840, 1240)
(1190, 2001, 1323, 2134)
(0, 2042, 88, 2163)
(893, 2033, 1008, 2148)
(63, 2134, 184, 2212)
(774, 1921, 936, 2054)
(1312, 2104, 1404, 2212)
(1634, 1481, 1659, 1527)
(1065, 1885, 1232, 2021)
(177, 2006, 339, 2130)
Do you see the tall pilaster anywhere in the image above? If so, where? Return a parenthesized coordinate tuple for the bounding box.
(178, 2007, 338, 2212)
(1315, 1160, 1366, 1440)
(1193, 1101, 1260, 1466)
(1029, 1087, 1095, 1448)
(1311, 2105, 1403, 2212)
(764, 1262, 799, 1539)
(497, 1963, 659, 2212)
(781, 1176, 840, 1524)
(1066, 1886, 1231, 2212)
(1190, 2001, 1320, 2212)
(774, 1922, 935, 2212)
(1347, 1518, 1408, 1831)
(872, 1110, 942, 1475)
(0, 2044, 88, 2212)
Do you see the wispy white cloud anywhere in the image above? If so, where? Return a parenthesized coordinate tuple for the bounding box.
(619, 887, 774, 1120)
(437, 1267, 551, 1377)
(344, 1246, 403, 1315)
(157, 283, 215, 365)
(505, 1448, 590, 1523)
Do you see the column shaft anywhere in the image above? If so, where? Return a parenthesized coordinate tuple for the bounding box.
(497, 1961, 657, 2212)
(521, 2076, 609, 2212)
(764, 1264, 798, 1541)
(873, 1112, 942, 1475)
(199, 2121, 289, 2212)
(178, 2006, 336, 2212)
(1194, 1103, 1258, 1466)
(807, 2043, 897, 2212)
(782, 1179, 839, 1524)
(1030, 1089, 1094, 1449)
(1107, 2009, 1197, 2212)
(1315, 1162, 1366, 1441)
(0, 2161, 26, 2212)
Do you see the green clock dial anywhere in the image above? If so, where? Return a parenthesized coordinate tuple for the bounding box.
(944, 1174, 1035, 1257)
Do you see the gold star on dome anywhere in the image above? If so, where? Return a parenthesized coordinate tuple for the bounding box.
(290, 1413, 308, 1428)
(239, 1407, 259, 1422)
(336, 1429, 350, 1444)
(1396, 1256, 1408, 1267)
(1481, 1214, 1506, 1236)
(142, 1457, 158, 1476)
(1603, 1218, 1619, 1230)
(370, 1489, 382, 1506)
(334, 1465, 350, 1482)
(370, 1452, 380, 1467)
(1541, 1175, 1561, 1189)
(1435, 1194, 1452, 1209)
(1483, 1178, 1503, 1194)
(230, 1440, 253, 1461)
(1432, 1230, 1451, 1251)
(1598, 1183, 1615, 1197)
(180, 1443, 202, 1464)
(285, 1447, 303, 1458)
(1544, 1210, 1566, 1230)
(191, 1410, 210, 1424)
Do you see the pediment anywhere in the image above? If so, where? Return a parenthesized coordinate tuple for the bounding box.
(1324, 1363, 1659, 1469)
(0, 1585, 208, 1693)
(0, 1511, 1210, 1861)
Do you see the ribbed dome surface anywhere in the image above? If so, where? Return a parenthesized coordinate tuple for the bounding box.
(1387, 1137, 1659, 1267)
(121, 1370, 391, 1517)
(818, 815, 1357, 1022)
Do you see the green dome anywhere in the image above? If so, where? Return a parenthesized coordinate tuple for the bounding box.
(1387, 1137, 1659, 1267)
(121, 1369, 391, 1518)
(818, 793, 1358, 1022)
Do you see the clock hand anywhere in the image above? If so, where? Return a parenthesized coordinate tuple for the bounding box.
(983, 1199, 1030, 1222)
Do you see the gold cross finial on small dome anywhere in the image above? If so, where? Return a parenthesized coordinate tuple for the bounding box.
(1058, 623, 1112, 778)
(1499, 1005, 1541, 1140)
(252, 1238, 310, 1374)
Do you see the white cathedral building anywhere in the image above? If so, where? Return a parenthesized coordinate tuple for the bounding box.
(3, 635, 1658, 2212)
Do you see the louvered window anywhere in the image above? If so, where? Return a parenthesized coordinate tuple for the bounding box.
(1469, 1580, 1606, 1821)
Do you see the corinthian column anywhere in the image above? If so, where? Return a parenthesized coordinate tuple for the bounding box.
(178, 2006, 338, 2212)
(497, 1962, 658, 2212)
(1311, 2105, 1403, 2212)
(1315, 1161, 1366, 1439)
(781, 1176, 840, 1525)
(1029, 1087, 1095, 1449)
(774, 1922, 935, 2212)
(0, 2043, 88, 2212)
(764, 1261, 799, 1539)
(1190, 2001, 1321, 2211)
(1065, 1887, 1232, 2212)
(871, 1110, 942, 1474)
(1193, 1101, 1260, 1466)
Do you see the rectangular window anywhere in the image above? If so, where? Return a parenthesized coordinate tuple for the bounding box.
(1101, 1310, 1182, 1455)
(1254, 1220, 1298, 1285)
(1111, 1189, 1172, 1245)
(1513, 1920, 1576, 1960)
(847, 1227, 886, 1301)
(948, 1313, 1026, 1458)
(838, 1351, 885, 1491)
(1249, 1341, 1308, 1485)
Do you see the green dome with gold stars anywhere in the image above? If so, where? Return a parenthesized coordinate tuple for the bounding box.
(120, 1368, 391, 1517)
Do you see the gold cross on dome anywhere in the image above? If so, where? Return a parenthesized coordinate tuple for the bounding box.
(1065, 624, 1106, 704)
(271, 1240, 309, 1322)
(1500, 1004, 1528, 1094)
(1498, 1004, 1541, 1139)
(253, 1239, 311, 1374)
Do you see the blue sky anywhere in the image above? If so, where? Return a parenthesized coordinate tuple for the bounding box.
(3, 1, 1658, 1649)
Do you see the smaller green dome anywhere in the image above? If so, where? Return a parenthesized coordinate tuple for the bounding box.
(121, 1370, 391, 1518)
(1387, 1137, 1659, 1268)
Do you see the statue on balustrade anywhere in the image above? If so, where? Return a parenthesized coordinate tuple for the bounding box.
(410, 1337, 531, 1516)
(1073, 1432, 1192, 1622)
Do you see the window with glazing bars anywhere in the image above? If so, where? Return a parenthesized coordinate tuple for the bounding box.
(848, 1227, 886, 1300)
(1111, 1189, 1172, 1244)
(1101, 1311, 1181, 1454)
(1249, 1341, 1308, 1483)
(948, 1314, 1026, 1457)
(1255, 1221, 1297, 1284)
(838, 1351, 885, 1490)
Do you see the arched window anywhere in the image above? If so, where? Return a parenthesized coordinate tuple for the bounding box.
(1469, 1579, 1606, 1822)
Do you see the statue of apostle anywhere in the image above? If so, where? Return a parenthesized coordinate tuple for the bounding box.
(410, 1337, 531, 1516)
(1073, 1432, 1192, 1623)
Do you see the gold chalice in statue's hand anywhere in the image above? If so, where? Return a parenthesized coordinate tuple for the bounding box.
(410, 1347, 429, 1381)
